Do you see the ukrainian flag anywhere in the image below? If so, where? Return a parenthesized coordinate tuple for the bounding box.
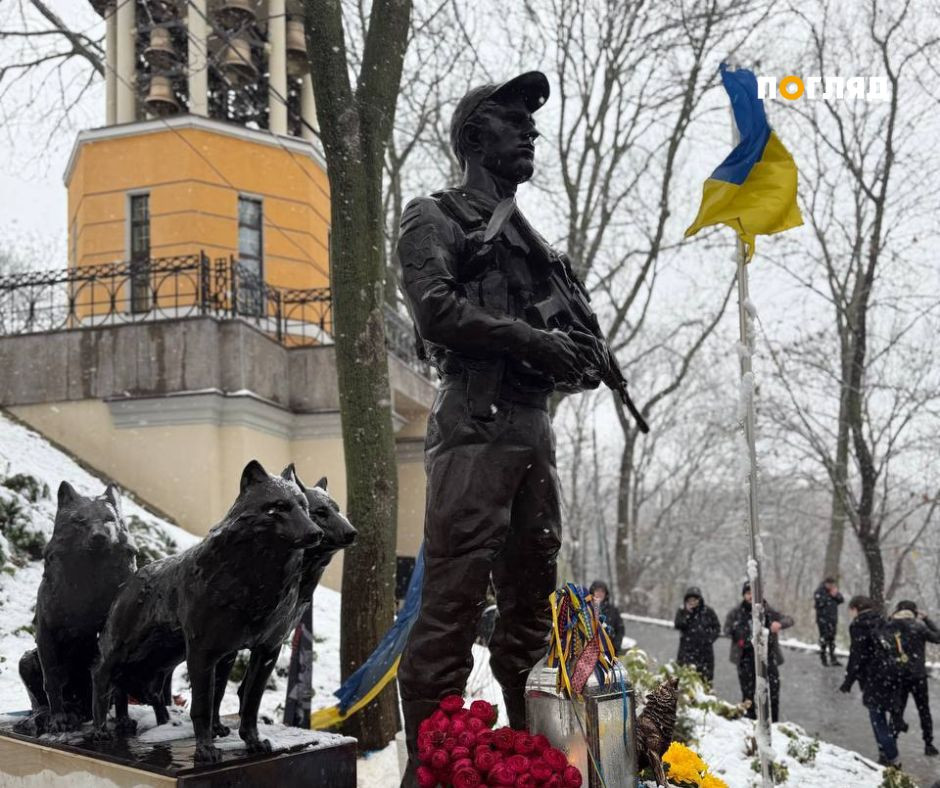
(685, 64, 803, 260)
(310, 546, 425, 729)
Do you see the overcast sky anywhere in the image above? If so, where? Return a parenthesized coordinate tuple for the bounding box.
(0, 1, 103, 263)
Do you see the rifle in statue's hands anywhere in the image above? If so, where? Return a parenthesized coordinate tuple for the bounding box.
(486, 198, 650, 434)
(531, 257, 649, 434)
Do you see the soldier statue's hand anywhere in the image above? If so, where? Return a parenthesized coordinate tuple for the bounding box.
(528, 328, 582, 382)
(569, 330, 609, 375)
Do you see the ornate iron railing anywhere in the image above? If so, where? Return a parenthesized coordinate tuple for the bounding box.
(0, 254, 429, 376)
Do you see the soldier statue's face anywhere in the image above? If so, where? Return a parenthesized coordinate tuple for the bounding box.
(472, 98, 540, 184)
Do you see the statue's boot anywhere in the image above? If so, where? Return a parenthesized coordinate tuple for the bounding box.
(502, 685, 528, 730)
(399, 698, 439, 788)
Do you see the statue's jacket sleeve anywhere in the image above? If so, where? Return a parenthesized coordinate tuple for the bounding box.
(397, 196, 535, 359)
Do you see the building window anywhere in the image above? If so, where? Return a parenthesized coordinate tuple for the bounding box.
(237, 196, 263, 316)
(129, 193, 150, 313)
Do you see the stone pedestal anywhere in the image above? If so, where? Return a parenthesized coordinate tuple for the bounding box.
(0, 713, 356, 787)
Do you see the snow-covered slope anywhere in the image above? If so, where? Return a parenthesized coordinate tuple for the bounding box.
(0, 411, 200, 709)
(0, 413, 903, 787)
(0, 410, 344, 726)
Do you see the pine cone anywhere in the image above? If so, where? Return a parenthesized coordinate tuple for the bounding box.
(635, 677, 680, 787)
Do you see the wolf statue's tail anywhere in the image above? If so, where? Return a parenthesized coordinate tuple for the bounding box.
(309, 546, 425, 729)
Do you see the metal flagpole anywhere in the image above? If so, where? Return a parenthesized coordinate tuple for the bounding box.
(730, 94, 773, 788)
(737, 239, 773, 787)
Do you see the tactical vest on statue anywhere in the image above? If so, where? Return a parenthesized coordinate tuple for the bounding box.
(425, 188, 555, 416)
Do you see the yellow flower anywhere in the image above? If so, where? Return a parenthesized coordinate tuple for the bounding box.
(662, 741, 707, 786)
(701, 774, 729, 788)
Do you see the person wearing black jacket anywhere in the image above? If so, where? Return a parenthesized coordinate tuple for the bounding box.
(889, 600, 940, 756)
(674, 587, 721, 683)
(813, 577, 844, 666)
(589, 580, 625, 655)
(724, 582, 794, 722)
(840, 595, 903, 768)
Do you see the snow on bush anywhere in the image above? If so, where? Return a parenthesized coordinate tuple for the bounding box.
(619, 647, 895, 788)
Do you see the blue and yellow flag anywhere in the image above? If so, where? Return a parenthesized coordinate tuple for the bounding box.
(310, 546, 425, 729)
(685, 64, 802, 260)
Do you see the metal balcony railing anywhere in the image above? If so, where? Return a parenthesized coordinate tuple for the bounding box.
(0, 254, 430, 377)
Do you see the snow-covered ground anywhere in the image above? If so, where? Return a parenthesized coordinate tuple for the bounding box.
(691, 711, 887, 787)
(0, 410, 340, 725)
(0, 413, 902, 786)
(0, 412, 200, 710)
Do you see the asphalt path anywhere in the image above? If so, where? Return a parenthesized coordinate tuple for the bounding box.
(624, 617, 940, 787)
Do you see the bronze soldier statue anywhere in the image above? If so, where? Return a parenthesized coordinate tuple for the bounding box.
(396, 71, 645, 786)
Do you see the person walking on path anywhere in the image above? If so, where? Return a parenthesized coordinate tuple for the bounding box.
(840, 595, 904, 768)
(589, 580, 625, 655)
(724, 582, 794, 722)
(888, 600, 940, 756)
(813, 576, 844, 666)
(674, 586, 721, 683)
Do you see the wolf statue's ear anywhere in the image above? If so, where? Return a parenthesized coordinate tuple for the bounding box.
(240, 460, 269, 493)
(57, 481, 80, 509)
(104, 483, 123, 519)
(280, 463, 305, 491)
(315, 476, 327, 491)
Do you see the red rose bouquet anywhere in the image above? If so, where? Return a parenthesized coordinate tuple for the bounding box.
(415, 695, 583, 787)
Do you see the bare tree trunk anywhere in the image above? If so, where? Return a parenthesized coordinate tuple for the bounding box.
(859, 530, 886, 607)
(303, 0, 412, 750)
(384, 143, 404, 307)
(823, 390, 850, 580)
(614, 430, 636, 607)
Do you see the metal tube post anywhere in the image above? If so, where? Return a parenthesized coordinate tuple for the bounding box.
(731, 97, 772, 785)
(268, 0, 288, 134)
(115, 0, 136, 123)
(187, 0, 209, 116)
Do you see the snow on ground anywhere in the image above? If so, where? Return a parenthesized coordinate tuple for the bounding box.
(0, 560, 41, 710)
(0, 410, 346, 726)
(0, 411, 198, 710)
(0, 414, 901, 786)
(0, 412, 389, 786)
(690, 711, 885, 788)
(358, 740, 401, 786)
(0, 702, 354, 754)
(624, 611, 675, 628)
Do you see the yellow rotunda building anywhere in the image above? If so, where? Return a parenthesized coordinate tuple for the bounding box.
(0, 0, 433, 590)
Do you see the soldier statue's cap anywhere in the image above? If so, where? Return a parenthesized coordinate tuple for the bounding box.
(450, 71, 550, 160)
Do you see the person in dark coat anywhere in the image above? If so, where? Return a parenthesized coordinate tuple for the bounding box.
(888, 600, 940, 756)
(674, 586, 721, 683)
(724, 582, 793, 722)
(589, 580, 625, 655)
(813, 576, 844, 666)
(840, 595, 903, 767)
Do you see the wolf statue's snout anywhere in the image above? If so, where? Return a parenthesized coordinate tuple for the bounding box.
(300, 515, 325, 548)
(89, 530, 111, 548)
(340, 524, 357, 547)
